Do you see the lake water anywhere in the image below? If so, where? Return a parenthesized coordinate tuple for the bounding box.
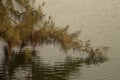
(0, 0, 120, 80)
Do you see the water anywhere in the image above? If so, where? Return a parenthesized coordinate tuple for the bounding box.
(0, 0, 120, 80)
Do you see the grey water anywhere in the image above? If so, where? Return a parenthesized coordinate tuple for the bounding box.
(0, 0, 120, 80)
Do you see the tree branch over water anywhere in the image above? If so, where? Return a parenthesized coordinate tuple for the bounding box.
(0, 0, 108, 60)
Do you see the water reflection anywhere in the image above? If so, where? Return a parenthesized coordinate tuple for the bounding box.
(0, 51, 108, 80)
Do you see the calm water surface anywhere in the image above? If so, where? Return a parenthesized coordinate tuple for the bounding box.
(0, 0, 120, 80)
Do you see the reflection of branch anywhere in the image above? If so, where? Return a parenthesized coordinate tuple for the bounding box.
(7, 16, 18, 25)
(53, 57, 82, 79)
(0, 52, 108, 80)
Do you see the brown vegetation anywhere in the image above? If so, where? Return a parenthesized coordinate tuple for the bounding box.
(0, 0, 108, 60)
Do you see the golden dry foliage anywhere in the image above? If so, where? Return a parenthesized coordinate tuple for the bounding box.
(0, 0, 108, 60)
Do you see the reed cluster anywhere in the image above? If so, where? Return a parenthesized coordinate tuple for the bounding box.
(0, 0, 108, 60)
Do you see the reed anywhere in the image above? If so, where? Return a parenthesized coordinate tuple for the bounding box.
(0, 0, 108, 60)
